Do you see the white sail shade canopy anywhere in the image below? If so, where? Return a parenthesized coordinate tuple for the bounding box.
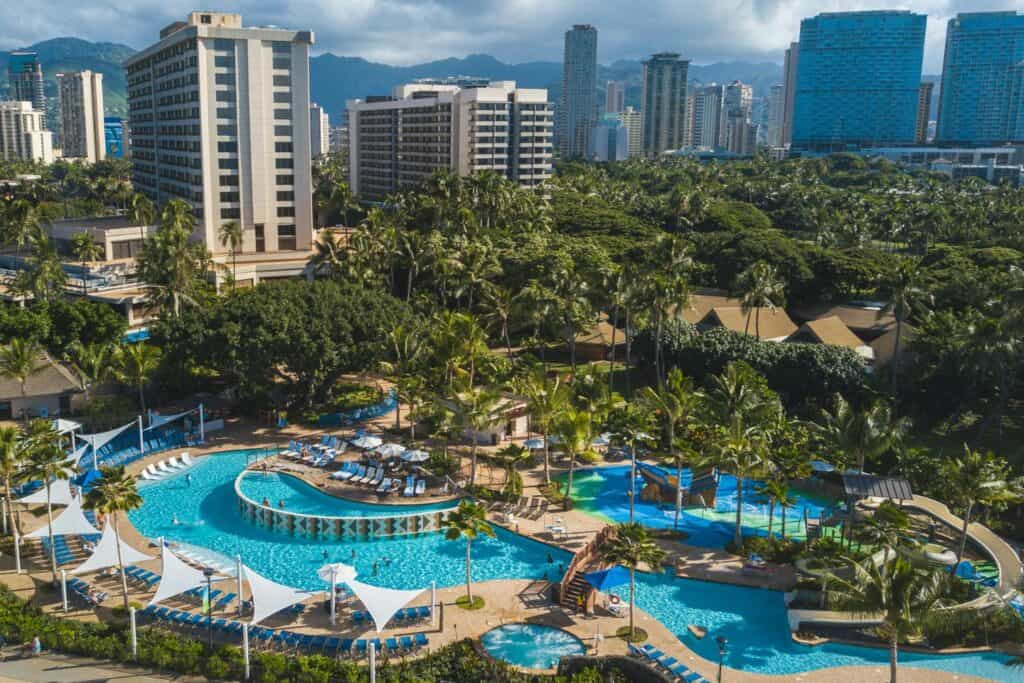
(72, 522, 153, 574)
(148, 410, 194, 429)
(317, 562, 357, 585)
(52, 419, 82, 435)
(65, 443, 90, 466)
(243, 564, 316, 625)
(347, 579, 426, 632)
(25, 496, 99, 538)
(149, 543, 212, 606)
(79, 421, 135, 454)
(17, 479, 75, 506)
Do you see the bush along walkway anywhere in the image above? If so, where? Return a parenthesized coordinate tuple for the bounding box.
(0, 585, 603, 683)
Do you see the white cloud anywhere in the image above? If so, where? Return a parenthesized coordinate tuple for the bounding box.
(1, 0, 1020, 71)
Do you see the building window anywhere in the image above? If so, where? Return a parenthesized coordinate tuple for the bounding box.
(217, 141, 238, 153)
(276, 190, 294, 201)
(271, 42, 291, 53)
(218, 158, 239, 170)
(220, 191, 240, 202)
(276, 174, 294, 185)
(215, 90, 234, 102)
(272, 58, 290, 70)
(220, 174, 239, 186)
(221, 207, 241, 219)
(201, 14, 212, 24)
(273, 75, 291, 87)
(276, 206, 295, 217)
(274, 125, 292, 137)
(215, 73, 235, 85)
(273, 91, 291, 104)
(275, 158, 293, 169)
(214, 55, 234, 68)
(214, 39, 233, 51)
(273, 109, 292, 120)
(274, 142, 293, 153)
(254, 224, 265, 252)
(278, 223, 296, 250)
(216, 107, 236, 120)
(217, 124, 237, 136)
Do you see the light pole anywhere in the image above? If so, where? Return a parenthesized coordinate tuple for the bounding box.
(716, 635, 728, 683)
(203, 567, 215, 651)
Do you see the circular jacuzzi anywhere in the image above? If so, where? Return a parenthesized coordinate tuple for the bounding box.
(481, 623, 586, 670)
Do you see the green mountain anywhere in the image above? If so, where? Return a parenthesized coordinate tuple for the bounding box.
(0, 37, 136, 118)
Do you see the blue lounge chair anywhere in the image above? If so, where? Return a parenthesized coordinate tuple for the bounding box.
(324, 636, 340, 653)
(369, 638, 382, 654)
(211, 618, 227, 631)
(385, 637, 399, 653)
(399, 635, 414, 652)
(659, 656, 678, 669)
(641, 644, 664, 661)
(339, 638, 353, 656)
(353, 639, 367, 657)
(417, 605, 431, 619)
(414, 633, 428, 648)
(142, 604, 157, 616)
(215, 592, 236, 609)
(352, 610, 366, 623)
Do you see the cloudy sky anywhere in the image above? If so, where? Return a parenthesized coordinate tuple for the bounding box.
(2, 0, 1019, 70)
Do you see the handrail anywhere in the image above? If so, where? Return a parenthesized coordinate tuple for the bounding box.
(558, 524, 615, 606)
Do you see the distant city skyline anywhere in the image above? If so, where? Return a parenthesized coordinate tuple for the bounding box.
(2, 2, 1021, 72)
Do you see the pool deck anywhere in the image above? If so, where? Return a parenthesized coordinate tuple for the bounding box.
(1, 420, 1015, 683)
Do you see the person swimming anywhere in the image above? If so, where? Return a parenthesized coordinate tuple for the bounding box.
(278, 499, 286, 509)
(372, 561, 379, 576)
(172, 514, 179, 526)
(262, 498, 270, 507)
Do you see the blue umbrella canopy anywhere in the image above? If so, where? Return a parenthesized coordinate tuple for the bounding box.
(582, 566, 631, 591)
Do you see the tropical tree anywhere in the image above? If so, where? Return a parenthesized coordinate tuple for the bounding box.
(0, 426, 22, 535)
(515, 368, 568, 485)
(450, 386, 504, 487)
(14, 232, 67, 302)
(715, 419, 766, 547)
(21, 429, 75, 584)
(217, 221, 243, 289)
(137, 199, 210, 316)
(756, 477, 791, 539)
(827, 555, 948, 683)
(601, 522, 666, 641)
(0, 338, 44, 401)
(606, 400, 656, 523)
(495, 443, 531, 499)
(816, 394, 904, 473)
(939, 446, 1017, 567)
(112, 344, 162, 413)
(553, 405, 597, 509)
(84, 466, 143, 611)
(70, 231, 103, 295)
(734, 261, 785, 340)
(880, 259, 929, 399)
(441, 500, 494, 604)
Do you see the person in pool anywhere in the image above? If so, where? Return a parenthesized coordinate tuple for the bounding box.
(262, 497, 270, 507)
(172, 514, 179, 526)
(278, 499, 285, 509)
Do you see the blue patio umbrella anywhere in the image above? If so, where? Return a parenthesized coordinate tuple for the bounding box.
(582, 566, 631, 592)
(74, 468, 104, 490)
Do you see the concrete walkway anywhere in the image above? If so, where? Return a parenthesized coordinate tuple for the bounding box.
(0, 652, 201, 682)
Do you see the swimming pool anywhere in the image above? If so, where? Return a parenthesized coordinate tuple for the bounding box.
(559, 465, 833, 548)
(237, 471, 457, 518)
(481, 623, 585, 670)
(130, 450, 1016, 680)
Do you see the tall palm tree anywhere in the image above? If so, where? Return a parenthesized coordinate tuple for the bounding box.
(827, 555, 948, 683)
(757, 477, 791, 539)
(441, 500, 494, 604)
(481, 283, 515, 355)
(880, 259, 929, 400)
(21, 431, 75, 584)
(816, 394, 904, 473)
(516, 369, 568, 485)
(129, 193, 155, 254)
(607, 401, 656, 523)
(640, 368, 702, 529)
(0, 426, 23, 536)
(450, 386, 504, 487)
(940, 446, 1017, 567)
(553, 405, 596, 510)
(64, 341, 111, 403)
(734, 261, 785, 341)
(14, 232, 67, 303)
(217, 221, 243, 289)
(601, 522, 666, 641)
(84, 466, 143, 611)
(715, 420, 766, 547)
(495, 443, 531, 499)
(70, 231, 103, 295)
(112, 344, 162, 413)
(0, 338, 44, 402)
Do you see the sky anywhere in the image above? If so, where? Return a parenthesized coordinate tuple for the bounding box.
(2, 1, 1020, 71)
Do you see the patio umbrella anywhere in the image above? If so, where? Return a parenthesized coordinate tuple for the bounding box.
(402, 450, 429, 463)
(376, 443, 407, 458)
(352, 435, 383, 450)
(591, 433, 611, 447)
(317, 562, 358, 585)
(582, 566, 630, 591)
(523, 438, 545, 449)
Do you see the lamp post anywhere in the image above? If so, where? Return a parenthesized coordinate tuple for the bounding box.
(203, 567, 215, 651)
(716, 636, 728, 683)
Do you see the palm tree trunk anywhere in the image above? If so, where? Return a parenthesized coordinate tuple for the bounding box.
(609, 308, 619, 391)
(889, 629, 898, 683)
(114, 514, 130, 611)
(628, 567, 636, 639)
(755, 309, 761, 342)
(565, 457, 576, 511)
(892, 320, 902, 400)
(465, 538, 473, 601)
(734, 475, 744, 547)
(767, 500, 775, 538)
(956, 501, 973, 568)
(629, 445, 636, 523)
(675, 458, 683, 531)
(781, 505, 787, 539)
(542, 430, 551, 485)
(624, 308, 632, 395)
(137, 383, 146, 414)
(46, 485, 57, 584)
(469, 441, 478, 487)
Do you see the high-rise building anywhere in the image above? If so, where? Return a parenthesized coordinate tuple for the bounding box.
(0, 101, 54, 163)
(605, 80, 626, 114)
(792, 11, 926, 151)
(617, 106, 643, 158)
(559, 25, 598, 159)
(725, 118, 759, 155)
(724, 81, 753, 120)
(310, 102, 330, 158)
(781, 42, 799, 146)
(915, 81, 934, 144)
(329, 125, 348, 155)
(125, 12, 315, 261)
(347, 81, 553, 201)
(689, 85, 725, 148)
(103, 117, 125, 158)
(589, 114, 628, 161)
(936, 12, 1024, 146)
(768, 84, 784, 147)
(56, 71, 106, 162)
(641, 52, 689, 156)
(8, 52, 45, 112)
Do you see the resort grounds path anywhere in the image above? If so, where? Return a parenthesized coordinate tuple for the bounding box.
(0, 652, 203, 682)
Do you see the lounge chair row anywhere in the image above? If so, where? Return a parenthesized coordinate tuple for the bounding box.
(352, 605, 431, 625)
(490, 496, 549, 521)
(40, 536, 77, 566)
(630, 644, 710, 683)
(124, 565, 161, 586)
(140, 453, 194, 481)
(181, 586, 238, 610)
(66, 577, 107, 606)
(282, 436, 346, 467)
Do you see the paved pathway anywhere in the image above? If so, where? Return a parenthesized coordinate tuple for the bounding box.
(0, 652, 200, 682)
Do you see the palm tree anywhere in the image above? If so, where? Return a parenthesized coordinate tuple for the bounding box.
(70, 231, 103, 295)
(757, 477, 790, 539)
(601, 522, 666, 641)
(639, 368, 702, 529)
(827, 555, 948, 683)
(816, 394, 904, 473)
(450, 386, 504, 487)
(217, 221, 243, 289)
(553, 405, 596, 510)
(112, 344, 162, 413)
(880, 259, 929, 400)
(21, 430, 75, 584)
(441, 500, 494, 604)
(14, 232, 67, 303)
(607, 401, 656, 523)
(940, 446, 1017, 568)
(84, 466, 143, 611)
(516, 369, 568, 485)
(734, 261, 785, 341)
(715, 419, 765, 547)
(0, 426, 23, 535)
(0, 338, 44, 402)
(64, 341, 111, 403)
(481, 283, 515, 355)
(495, 444, 531, 499)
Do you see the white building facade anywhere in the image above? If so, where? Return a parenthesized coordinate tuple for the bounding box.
(0, 101, 54, 163)
(310, 102, 330, 158)
(56, 71, 106, 162)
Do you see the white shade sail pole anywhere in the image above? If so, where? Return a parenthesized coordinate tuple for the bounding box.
(236, 555, 244, 616)
(138, 415, 144, 455)
(13, 529, 21, 574)
(430, 580, 436, 627)
(369, 641, 376, 683)
(130, 606, 137, 658)
(242, 624, 250, 680)
(61, 570, 68, 612)
(2, 498, 6, 535)
(329, 567, 336, 625)
(199, 404, 205, 443)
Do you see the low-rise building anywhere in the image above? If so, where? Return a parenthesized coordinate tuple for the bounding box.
(0, 354, 84, 422)
(697, 306, 798, 342)
(787, 315, 875, 362)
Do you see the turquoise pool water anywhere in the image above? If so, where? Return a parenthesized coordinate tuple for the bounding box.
(237, 471, 457, 517)
(481, 623, 585, 670)
(562, 465, 833, 548)
(130, 450, 1017, 681)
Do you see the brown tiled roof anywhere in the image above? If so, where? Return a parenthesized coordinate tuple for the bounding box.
(575, 317, 625, 348)
(790, 303, 895, 339)
(671, 288, 740, 324)
(0, 354, 82, 401)
(869, 324, 916, 369)
(699, 306, 798, 341)
(792, 316, 870, 351)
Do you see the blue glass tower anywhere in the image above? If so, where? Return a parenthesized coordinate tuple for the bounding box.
(792, 11, 926, 151)
(103, 117, 124, 158)
(936, 12, 1024, 146)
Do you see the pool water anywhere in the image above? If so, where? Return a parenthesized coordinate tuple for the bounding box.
(131, 450, 571, 591)
(237, 471, 457, 517)
(561, 465, 832, 548)
(131, 450, 1017, 681)
(481, 623, 585, 669)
